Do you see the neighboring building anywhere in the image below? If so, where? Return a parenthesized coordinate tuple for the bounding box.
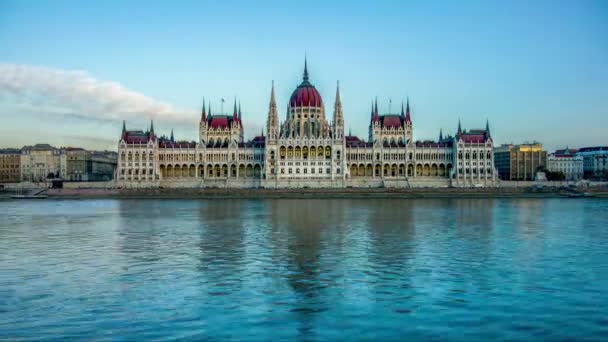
(0, 148, 22, 183)
(547, 148, 583, 181)
(20, 144, 61, 182)
(117, 60, 496, 188)
(494, 143, 547, 181)
(61, 148, 118, 181)
(577, 146, 608, 180)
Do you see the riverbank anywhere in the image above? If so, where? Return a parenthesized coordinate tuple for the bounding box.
(11, 187, 603, 199)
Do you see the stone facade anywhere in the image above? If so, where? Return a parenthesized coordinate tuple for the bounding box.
(20, 144, 62, 182)
(0, 149, 21, 183)
(577, 146, 608, 180)
(61, 148, 118, 181)
(116, 61, 497, 188)
(494, 143, 547, 181)
(547, 148, 583, 181)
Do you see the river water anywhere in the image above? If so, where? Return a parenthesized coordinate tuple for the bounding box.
(1, 198, 607, 341)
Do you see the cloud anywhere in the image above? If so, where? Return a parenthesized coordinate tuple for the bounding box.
(0, 63, 194, 125)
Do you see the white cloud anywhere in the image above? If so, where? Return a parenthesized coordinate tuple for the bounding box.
(0, 63, 194, 124)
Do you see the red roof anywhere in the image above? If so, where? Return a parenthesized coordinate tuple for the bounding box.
(159, 140, 196, 149)
(209, 116, 229, 129)
(381, 115, 403, 128)
(345, 136, 372, 148)
(459, 134, 486, 144)
(290, 83, 323, 107)
(415, 140, 452, 148)
(122, 130, 154, 144)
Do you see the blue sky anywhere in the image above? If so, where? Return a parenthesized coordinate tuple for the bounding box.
(1, 0, 606, 151)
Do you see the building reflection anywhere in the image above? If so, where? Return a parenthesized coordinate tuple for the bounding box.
(195, 200, 247, 293)
(266, 199, 347, 338)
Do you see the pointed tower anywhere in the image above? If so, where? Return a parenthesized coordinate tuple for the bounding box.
(303, 55, 309, 83)
(232, 98, 238, 120)
(122, 120, 126, 134)
(333, 80, 344, 139)
(370, 100, 374, 121)
(199, 98, 208, 145)
(457, 119, 462, 135)
(405, 97, 411, 123)
(439, 129, 444, 142)
(170, 129, 174, 142)
(238, 101, 244, 143)
(486, 118, 491, 138)
(201, 98, 207, 121)
(400, 101, 405, 118)
(267, 80, 279, 140)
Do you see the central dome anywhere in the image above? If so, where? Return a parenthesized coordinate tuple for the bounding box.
(289, 60, 323, 108)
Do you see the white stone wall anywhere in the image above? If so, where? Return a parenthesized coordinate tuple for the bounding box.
(547, 155, 583, 180)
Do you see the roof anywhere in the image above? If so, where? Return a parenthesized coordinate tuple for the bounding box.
(578, 146, 608, 153)
(290, 82, 323, 108)
(22, 144, 57, 151)
(122, 130, 155, 144)
(379, 115, 404, 129)
(158, 139, 196, 149)
(238, 136, 266, 148)
(207, 115, 240, 129)
(415, 140, 453, 148)
(553, 148, 578, 157)
(345, 135, 372, 148)
(457, 129, 490, 144)
(0, 148, 21, 155)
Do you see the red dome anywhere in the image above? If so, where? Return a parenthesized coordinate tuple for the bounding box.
(289, 83, 323, 108)
(289, 59, 323, 108)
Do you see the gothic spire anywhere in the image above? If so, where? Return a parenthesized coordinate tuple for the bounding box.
(335, 80, 341, 105)
(267, 80, 279, 139)
(208, 102, 212, 117)
(170, 129, 174, 142)
(303, 55, 309, 82)
(405, 96, 411, 123)
(400, 101, 405, 117)
(122, 120, 126, 133)
(458, 118, 462, 134)
(439, 128, 443, 141)
(201, 97, 206, 121)
(238, 101, 242, 121)
(374, 97, 378, 115)
(486, 118, 491, 137)
(150, 120, 154, 134)
(232, 97, 238, 121)
(370, 100, 374, 119)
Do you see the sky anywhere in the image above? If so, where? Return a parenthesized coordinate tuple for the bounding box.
(0, 0, 607, 152)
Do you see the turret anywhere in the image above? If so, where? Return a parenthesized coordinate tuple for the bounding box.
(486, 119, 491, 138)
(267, 80, 279, 140)
(333, 81, 344, 139)
(405, 97, 411, 124)
(201, 98, 207, 122)
(232, 97, 238, 121)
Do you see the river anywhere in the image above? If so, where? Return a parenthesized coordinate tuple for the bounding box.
(1, 198, 607, 340)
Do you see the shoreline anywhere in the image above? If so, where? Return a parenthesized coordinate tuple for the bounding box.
(3, 187, 606, 200)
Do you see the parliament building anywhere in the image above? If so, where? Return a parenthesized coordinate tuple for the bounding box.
(117, 61, 497, 188)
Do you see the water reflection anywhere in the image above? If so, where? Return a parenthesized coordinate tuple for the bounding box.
(2, 198, 607, 341)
